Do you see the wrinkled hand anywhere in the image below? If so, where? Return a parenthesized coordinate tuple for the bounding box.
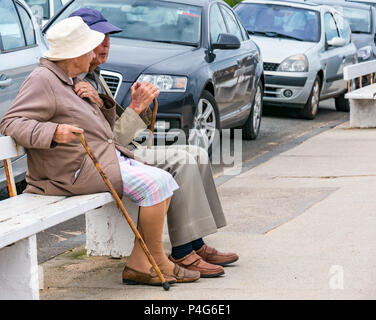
(74, 81, 104, 108)
(129, 81, 160, 114)
(53, 124, 84, 144)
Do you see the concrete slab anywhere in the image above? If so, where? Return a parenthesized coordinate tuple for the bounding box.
(39, 122, 376, 300)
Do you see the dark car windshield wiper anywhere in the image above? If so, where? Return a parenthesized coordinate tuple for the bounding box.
(152, 39, 199, 47)
(351, 30, 369, 34)
(248, 30, 304, 41)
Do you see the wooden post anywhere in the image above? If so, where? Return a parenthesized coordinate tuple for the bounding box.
(3, 159, 17, 197)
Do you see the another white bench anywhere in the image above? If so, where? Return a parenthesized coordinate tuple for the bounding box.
(344, 60, 376, 127)
(0, 136, 140, 300)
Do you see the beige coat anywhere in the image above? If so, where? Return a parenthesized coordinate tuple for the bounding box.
(0, 58, 133, 197)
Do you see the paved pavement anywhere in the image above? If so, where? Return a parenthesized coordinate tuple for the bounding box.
(39, 121, 376, 300)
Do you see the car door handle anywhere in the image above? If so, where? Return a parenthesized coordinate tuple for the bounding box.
(0, 75, 12, 88)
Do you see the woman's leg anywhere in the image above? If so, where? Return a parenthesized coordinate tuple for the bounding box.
(126, 197, 174, 275)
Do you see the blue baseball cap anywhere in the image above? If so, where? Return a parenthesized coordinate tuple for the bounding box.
(69, 8, 122, 34)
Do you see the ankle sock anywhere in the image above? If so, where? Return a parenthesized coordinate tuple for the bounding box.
(171, 242, 194, 260)
(191, 238, 205, 251)
(171, 238, 205, 259)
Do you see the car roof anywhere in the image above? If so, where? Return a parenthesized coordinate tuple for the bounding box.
(240, 0, 323, 11)
(307, 0, 372, 9)
(154, 0, 220, 6)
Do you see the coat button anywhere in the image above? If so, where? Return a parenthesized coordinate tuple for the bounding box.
(93, 110, 98, 115)
(107, 139, 113, 144)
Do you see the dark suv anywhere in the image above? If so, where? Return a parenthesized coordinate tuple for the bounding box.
(43, 0, 264, 150)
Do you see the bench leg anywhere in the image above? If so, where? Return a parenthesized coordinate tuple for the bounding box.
(350, 99, 376, 128)
(0, 235, 39, 300)
(85, 197, 139, 257)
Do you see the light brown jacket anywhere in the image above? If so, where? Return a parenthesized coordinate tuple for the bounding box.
(0, 58, 133, 197)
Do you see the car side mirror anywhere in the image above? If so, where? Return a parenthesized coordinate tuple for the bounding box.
(212, 33, 241, 50)
(327, 37, 346, 47)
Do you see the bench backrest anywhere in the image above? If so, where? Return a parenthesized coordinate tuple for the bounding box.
(0, 136, 25, 197)
(344, 60, 376, 81)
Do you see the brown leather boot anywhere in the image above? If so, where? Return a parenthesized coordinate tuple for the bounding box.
(195, 244, 239, 266)
(169, 251, 224, 278)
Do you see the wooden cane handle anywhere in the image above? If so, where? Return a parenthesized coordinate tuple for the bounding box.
(147, 98, 158, 148)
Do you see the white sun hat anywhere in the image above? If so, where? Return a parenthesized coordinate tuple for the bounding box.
(44, 16, 105, 61)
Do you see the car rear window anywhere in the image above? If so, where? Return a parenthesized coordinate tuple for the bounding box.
(334, 6, 371, 33)
(235, 3, 320, 43)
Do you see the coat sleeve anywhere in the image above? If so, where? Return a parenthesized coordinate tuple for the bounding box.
(0, 69, 58, 149)
(113, 107, 148, 147)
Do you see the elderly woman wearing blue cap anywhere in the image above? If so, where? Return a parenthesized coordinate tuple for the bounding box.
(0, 16, 201, 286)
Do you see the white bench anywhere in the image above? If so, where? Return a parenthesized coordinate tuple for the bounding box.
(344, 60, 376, 127)
(0, 136, 139, 300)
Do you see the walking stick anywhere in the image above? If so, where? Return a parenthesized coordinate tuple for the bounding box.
(147, 98, 158, 148)
(74, 132, 170, 291)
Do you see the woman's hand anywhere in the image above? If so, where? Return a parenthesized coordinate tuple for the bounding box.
(129, 81, 160, 114)
(53, 124, 84, 144)
(74, 81, 104, 107)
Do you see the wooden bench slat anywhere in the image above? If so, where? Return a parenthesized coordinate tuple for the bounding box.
(0, 194, 66, 221)
(344, 60, 376, 81)
(345, 83, 376, 100)
(0, 136, 25, 161)
(0, 192, 114, 248)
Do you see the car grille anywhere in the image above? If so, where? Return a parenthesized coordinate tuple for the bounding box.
(100, 70, 122, 98)
(263, 62, 279, 72)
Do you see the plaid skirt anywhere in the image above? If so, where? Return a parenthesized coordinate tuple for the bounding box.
(116, 150, 179, 207)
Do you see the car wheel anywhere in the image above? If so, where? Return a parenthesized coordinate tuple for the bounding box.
(188, 90, 219, 151)
(242, 81, 263, 140)
(335, 80, 354, 112)
(300, 76, 321, 120)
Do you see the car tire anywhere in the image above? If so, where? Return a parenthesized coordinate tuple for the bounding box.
(242, 81, 263, 140)
(188, 90, 220, 151)
(300, 75, 321, 120)
(335, 93, 350, 112)
(335, 80, 354, 112)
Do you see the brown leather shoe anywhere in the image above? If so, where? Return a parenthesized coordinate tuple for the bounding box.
(196, 244, 239, 266)
(122, 266, 177, 286)
(171, 264, 200, 283)
(169, 251, 224, 278)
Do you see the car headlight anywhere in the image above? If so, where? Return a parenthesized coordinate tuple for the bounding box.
(277, 54, 308, 72)
(137, 74, 187, 92)
(357, 45, 372, 61)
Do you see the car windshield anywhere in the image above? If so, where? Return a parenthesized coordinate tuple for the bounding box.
(47, 0, 201, 47)
(25, 0, 50, 20)
(333, 6, 371, 33)
(235, 3, 320, 42)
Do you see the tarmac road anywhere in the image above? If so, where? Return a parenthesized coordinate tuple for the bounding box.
(0, 99, 349, 264)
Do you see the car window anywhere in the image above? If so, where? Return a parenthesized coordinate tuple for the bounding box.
(25, 0, 50, 20)
(0, 0, 26, 51)
(209, 3, 227, 43)
(54, 0, 63, 13)
(333, 13, 351, 44)
(324, 12, 340, 42)
(333, 5, 371, 34)
(235, 3, 320, 42)
(219, 4, 243, 41)
(16, 3, 36, 46)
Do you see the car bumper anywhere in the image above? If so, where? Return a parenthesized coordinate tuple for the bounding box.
(263, 71, 315, 107)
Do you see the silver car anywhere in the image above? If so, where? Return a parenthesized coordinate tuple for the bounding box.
(235, 0, 357, 119)
(0, 0, 45, 191)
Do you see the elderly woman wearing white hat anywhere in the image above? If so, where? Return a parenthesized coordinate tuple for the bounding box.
(0, 17, 200, 286)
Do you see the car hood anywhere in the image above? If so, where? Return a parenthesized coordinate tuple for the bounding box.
(250, 36, 317, 63)
(103, 38, 194, 82)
